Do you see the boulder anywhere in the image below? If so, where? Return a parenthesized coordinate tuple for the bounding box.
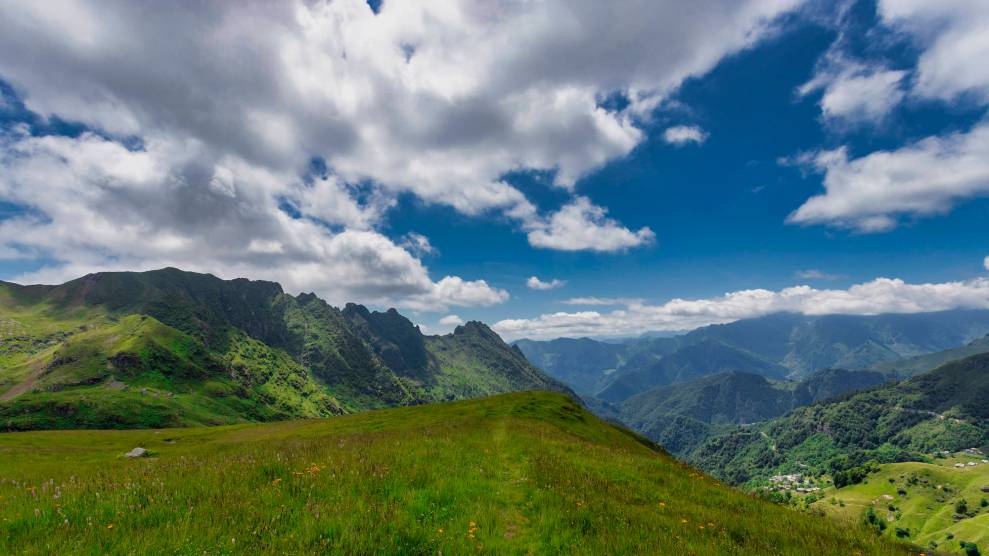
(124, 447, 148, 458)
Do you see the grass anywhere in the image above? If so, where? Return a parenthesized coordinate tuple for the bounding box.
(0, 391, 914, 555)
(814, 455, 989, 553)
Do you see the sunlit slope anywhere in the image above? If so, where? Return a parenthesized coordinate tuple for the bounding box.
(1, 268, 571, 430)
(0, 392, 912, 555)
(814, 458, 989, 554)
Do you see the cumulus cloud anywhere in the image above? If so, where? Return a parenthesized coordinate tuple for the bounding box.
(439, 314, 465, 327)
(494, 276, 989, 340)
(0, 130, 504, 312)
(0, 0, 803, 292)
(662, 125, 709, 146)
(788, 125, 989, 232)
(527, 196, 655, 252)
(790, 1, 989, 231)
(527, 276, 566, 290)
(879, 0, 989, 104)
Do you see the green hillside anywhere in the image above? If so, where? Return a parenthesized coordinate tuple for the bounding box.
(690, 353, 989, 485)
(813, 455, 989, 554)
(619, 369, 888, 456)
(0, 392, 912, 555)
(0, 269, 569, 430)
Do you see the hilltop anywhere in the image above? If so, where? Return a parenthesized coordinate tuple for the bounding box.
(0, 268, 569, 430)
(0, 391, 911, 555)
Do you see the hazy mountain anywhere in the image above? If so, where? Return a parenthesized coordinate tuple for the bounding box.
(597, 339, 788, 402)
(512, 337, 624, 394)
(0, 268, 570, 430)
(869, 334, 989, 378)
(516, 309, 989, 402)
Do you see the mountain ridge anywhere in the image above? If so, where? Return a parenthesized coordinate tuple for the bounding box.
(0, 268, 571, 430)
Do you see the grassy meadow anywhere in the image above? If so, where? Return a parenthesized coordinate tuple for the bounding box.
(0, 392, 915, 555)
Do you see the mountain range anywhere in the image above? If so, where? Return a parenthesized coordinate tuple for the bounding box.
(0, 268, 569, 430)
(516, 310, 989, 402)
(516, 310, 989, 491)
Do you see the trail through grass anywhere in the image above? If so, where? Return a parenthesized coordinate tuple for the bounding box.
(0, 392, 916, 555)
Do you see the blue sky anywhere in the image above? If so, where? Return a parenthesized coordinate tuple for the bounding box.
(0, 0, 987, 339)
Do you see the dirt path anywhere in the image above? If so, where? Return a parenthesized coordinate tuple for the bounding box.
(0, 358, 46, 401)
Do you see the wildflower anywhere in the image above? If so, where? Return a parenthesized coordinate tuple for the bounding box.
(680, 519, 688, 524)
(272, 478, 282, 485)
(107, 524, 114, 529)
(437, 528, 444, 534)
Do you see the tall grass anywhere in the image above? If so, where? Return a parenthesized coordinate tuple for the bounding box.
(0, 392, 915, 555)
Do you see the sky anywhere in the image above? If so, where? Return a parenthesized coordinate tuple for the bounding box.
(0, 0, 988, 340)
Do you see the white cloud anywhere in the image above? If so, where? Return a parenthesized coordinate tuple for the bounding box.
(879, 0, 989, 104)
(799, 62, 906, 123)
(0, 0, 802, 265)
(494, 276, 989, 340)
(0, 130, 504, 313)
(984, 255, 989, 271)
(795, 269, 844, 280)
(790, 1, 989, 231)
(526, 196, 655, 252)
(439, 314, 465, 327)
(662, 125, 709, 146)
(527, 276, 566, 290)
(398, 232, 435, 257)
(788, 124, 989, 231)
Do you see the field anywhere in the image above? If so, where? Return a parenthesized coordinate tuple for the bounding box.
(0, 391, 912, 555)
(814, 455, 989, 554)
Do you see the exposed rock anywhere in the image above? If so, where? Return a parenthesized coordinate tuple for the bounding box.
(124, 447, 147, 458)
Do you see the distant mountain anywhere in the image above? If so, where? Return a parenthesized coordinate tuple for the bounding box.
(597, 339, 789, 402)
(0, 268, 570, 430)
(689, 352, 989, 484)
(619, 368, 887, 455)
(791, 368, 889, 406)
(512, 337, 624, 395)
(516, 310, 989, 402)
(869, 334, 989, 378)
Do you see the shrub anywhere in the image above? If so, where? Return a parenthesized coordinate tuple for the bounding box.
(960, 541, 981, 556)
(862, 507, 887, 535)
